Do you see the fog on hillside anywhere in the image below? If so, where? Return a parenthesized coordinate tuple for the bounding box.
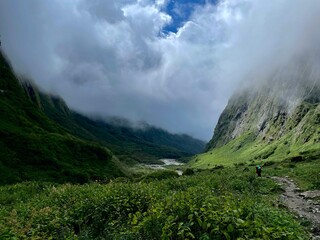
(0, 0, 320, 139)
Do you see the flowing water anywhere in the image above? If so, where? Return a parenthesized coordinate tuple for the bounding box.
(145, 159, 184, 175)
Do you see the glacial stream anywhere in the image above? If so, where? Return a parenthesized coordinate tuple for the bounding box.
(145, 159, 184, 175)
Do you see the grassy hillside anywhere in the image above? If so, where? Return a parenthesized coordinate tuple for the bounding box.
(193, 83, 320, 169)
(192, 130, 320, 168)
(0, 51, 125, 184)
(0, 49, 204, 184)
(22, 81, 205, 165)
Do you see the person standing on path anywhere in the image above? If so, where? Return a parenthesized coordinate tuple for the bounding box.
(256, 165, 262, 177)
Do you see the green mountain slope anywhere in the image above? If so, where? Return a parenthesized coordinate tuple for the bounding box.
(22, 81, 205, 165)
(0, 51, 125, 184)
(192, 69, 320, 168)
(0, 50, 205, 184)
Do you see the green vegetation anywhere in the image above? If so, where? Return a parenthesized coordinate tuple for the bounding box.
(194, 84, 319, 169)
(0, 50, 204, 184)
(206, 88, 319, 151)
(267, 158, 320, 191)
(0, 130, 126, 184)
(0, 168, 308, 239)
(1, 39, 320, 239)
(25, 82, 205, 165)
(0, 51, 126, 184)
(191, 131, 320, 169)
(140, 169, 179, 182)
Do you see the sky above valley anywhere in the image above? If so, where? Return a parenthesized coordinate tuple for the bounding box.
(1, 0, 320, 140)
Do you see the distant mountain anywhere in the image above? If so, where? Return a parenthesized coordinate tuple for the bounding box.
(22, 81, 205, 165)
(0, 50, 205, 184)
(0, 51, 126, 184)
(193, 59, 320, 167)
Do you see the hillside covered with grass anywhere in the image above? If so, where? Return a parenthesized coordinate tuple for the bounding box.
(23, 82, 205, 165)
(0, 50, 206, 184)
(192, 75, 320, 169)
(0, 51, 127, 184)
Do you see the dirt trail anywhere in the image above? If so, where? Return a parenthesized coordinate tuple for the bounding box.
(272, 177, 320, 239)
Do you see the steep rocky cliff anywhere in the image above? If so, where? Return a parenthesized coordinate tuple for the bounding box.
(194, 58, 320, 167)
(207, 83, 320, 150)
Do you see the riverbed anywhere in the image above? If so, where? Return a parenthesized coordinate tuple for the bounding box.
(145, 159, 184, 175)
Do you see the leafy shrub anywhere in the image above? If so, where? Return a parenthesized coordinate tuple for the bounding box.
(289, 155, 304, 162)
(234, 162, 246, 167)
(211, 165, 224, 171)
(141, 170, 179, 182)
(263, 160, 276, 167)
(183, 168, 195, 176)
(0, 169, 308, 239)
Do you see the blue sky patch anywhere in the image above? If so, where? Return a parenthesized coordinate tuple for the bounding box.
(162, 0, 218, 33)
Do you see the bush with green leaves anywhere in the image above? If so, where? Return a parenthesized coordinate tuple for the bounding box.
(0, 168, 308, 239)
(183, 168, 195, 176)
(140, 170, 179, 182)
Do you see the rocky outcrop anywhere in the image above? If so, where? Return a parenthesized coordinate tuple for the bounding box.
(206, 58, 320, 152)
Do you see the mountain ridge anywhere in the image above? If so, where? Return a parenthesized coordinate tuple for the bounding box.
(0, 51, 128, 184)
(0, 50, 205, 184)
(193, 63, 320, 168)
(21, 81, 205, 164)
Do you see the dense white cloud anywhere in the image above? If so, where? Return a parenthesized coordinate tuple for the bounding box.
(0, 0, 319, 140)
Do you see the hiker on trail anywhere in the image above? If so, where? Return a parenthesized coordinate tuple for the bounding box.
(256, 165, 262, 177)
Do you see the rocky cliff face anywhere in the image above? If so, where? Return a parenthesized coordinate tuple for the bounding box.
(206, 59, 320, 159)
(207, 85, 319, 149)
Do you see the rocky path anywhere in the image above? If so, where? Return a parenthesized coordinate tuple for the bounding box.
(272, 177, 320, 239)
